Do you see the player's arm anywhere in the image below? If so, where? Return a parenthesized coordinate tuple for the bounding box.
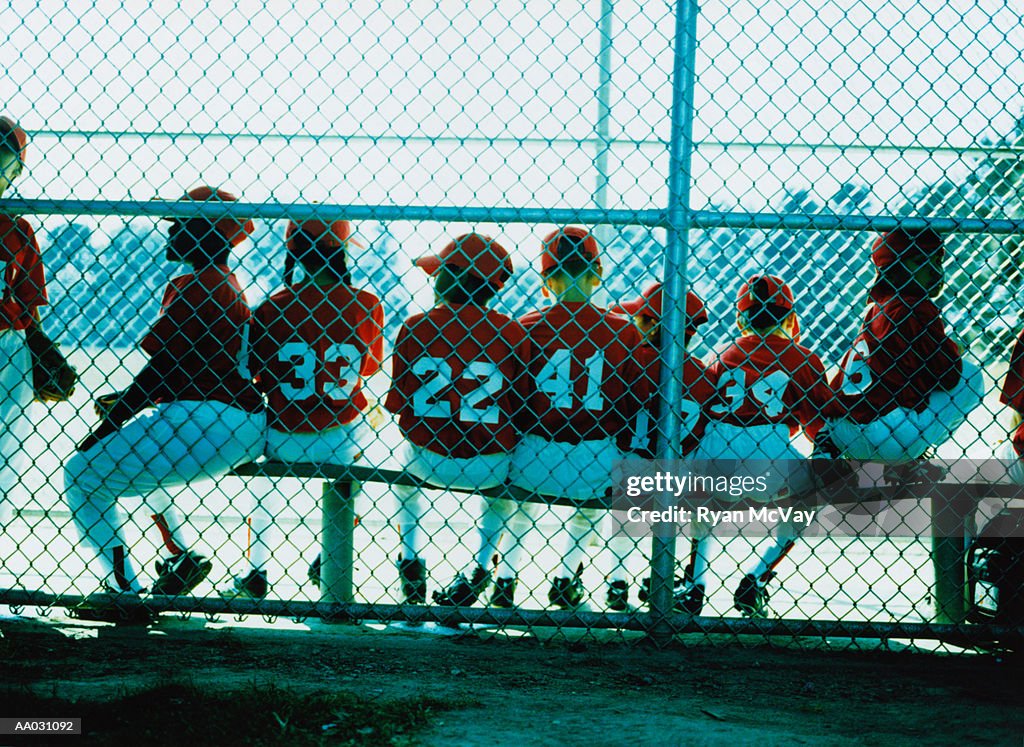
(364, 298, 386, 378)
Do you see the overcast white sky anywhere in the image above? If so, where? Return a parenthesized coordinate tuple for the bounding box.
(1, 0, 1021, 241)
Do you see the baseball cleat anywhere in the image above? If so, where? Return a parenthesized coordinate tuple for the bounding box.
(733, 573, 772, 617)
(673, 583, 705, 615)
(151, 551, 213, 596)
(307, 554, 321, 589)
(398, 557, 427, 604)
(638, 575, 688, 606)
(548, 574, 584, 609)
(69, 585, 155, 625)
(432, 564, 491, 607)
(227, 569, 270, 600)
(490, 577, 518, 608)
(606, 580, 629, 612)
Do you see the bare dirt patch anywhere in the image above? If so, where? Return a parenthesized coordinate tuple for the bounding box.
(1, 614, 1021, 746)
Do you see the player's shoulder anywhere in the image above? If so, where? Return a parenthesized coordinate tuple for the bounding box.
(0, 214, 35, 243)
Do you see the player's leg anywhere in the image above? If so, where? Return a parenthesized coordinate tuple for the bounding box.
(64, 401, 264, 595)
(673, 521, 714, 614)
(391, 479, 428, 604)
(433, 493, 513, 607)
(0, 329, 33, 524)
(489, 500, 537, 607)
(549, 507, 603, 608)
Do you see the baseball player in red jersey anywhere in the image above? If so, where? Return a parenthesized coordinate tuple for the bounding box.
(499, 226, 644, 609)
(0, 117, 51, 518)
(65, 186, 265, 605)
(695, 275, 838, 616)
(608, 282, 714, 612)
(825, 228, 981, 463)
(998, 331, 1024, 483)
(227, 218, 384, 599)
(384, 233, 526, 605)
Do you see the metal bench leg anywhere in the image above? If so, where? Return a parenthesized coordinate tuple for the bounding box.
(321, 479, 354, 605)
(930, 489, 974, 624)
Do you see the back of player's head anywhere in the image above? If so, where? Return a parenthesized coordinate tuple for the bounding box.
(736, 274, 795, 334)
(871, 226, 945, 298)
(415, 233, 512, 306)
(0, 116, 27, 173)
(611, 282, 707, 343)
(164, 186, 254, 265)
(285, 219, 357, 285)
(539, 227, 602, 280)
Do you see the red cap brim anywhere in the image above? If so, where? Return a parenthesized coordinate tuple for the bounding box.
(415, 255, 442, 276)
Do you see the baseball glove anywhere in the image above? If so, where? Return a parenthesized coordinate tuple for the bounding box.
(28, 331, 78, 403)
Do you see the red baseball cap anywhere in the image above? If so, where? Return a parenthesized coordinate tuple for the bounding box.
(611, 282, 708, 329)
(286, 219, 364, 251)
(871, 228, 944, 269)
(415, 233, 513, 289)
(0, 116, 28, 165)
(539, 226, 601, 274)
(736, 274, 795, 313)
(162, 186, 255, 248)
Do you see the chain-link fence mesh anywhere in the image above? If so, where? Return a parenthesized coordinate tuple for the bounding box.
(1, 0, 1023, 649)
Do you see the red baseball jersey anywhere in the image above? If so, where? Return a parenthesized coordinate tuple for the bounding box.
(253, 283, 384, 433)
(832, 294, 962, 423)
(704, 334, 837, 441)
(0, 215, 47, 331)
(999, 331, 1024, 457)
(385, 304, 528, 458)
(516, 301, 644, 444)
(620, 344, 714, 458)
(140, 266, 262, 411)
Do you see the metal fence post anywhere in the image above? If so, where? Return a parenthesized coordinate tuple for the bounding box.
(321, 479, 355, 605)
(650, 0, 701, 638)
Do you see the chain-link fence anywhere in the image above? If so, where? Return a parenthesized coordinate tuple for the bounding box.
(1, 0, 1023, 650)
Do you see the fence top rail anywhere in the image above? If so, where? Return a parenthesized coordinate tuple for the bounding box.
(3, 198, 1023, 235)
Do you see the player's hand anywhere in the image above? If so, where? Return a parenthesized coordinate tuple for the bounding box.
(94, 392, 121, 420)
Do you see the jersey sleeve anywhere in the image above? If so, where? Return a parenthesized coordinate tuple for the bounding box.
(13, 219, 47, 314)
(364, 297, 385, 378)
(249, 301, 275, 387)
(1001, 332, 1024, 413)
(795, 352, 837, 440)
(140, 282, 184, 355)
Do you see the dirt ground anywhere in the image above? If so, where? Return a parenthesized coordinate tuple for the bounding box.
(1, 612, 1021, 747)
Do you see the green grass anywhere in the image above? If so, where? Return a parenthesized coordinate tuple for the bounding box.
(2, 682, 473, 746)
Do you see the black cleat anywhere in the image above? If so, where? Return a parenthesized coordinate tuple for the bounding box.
(673, 583, 705, 615)
(432, 565, 491, 607)
(151, 551, 212, 596)
(734, 573, 772, 617)
(490, 577, 518, 608)
(548, 574, 584, 609)
(228, 569, 270, 600)
(398, 557, 427, 604)
(606, 580, 629, 612)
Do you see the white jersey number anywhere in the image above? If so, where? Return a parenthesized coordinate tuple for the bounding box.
(536, 349, 606, 412)
(411, 356, 504, 425)
(279, 342, 361, 403)
(840, 339, 873, 395)
(709, 369, 790, 418)
(630, 398, 701, 452)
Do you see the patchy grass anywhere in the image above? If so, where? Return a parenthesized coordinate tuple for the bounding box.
(2, 682, 471, 746)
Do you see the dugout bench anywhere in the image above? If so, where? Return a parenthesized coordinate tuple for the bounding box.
(228, 459, 1022, 628)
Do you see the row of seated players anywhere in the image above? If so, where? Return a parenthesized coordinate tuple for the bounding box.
(0, 119, 988, 617)
(3, 182, 990, 617)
